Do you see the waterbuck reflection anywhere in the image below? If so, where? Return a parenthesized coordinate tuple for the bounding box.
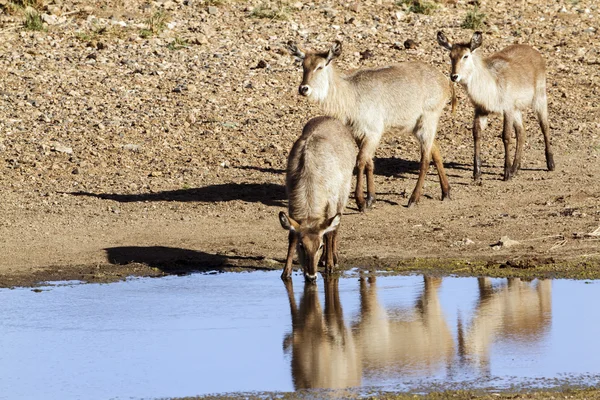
(283, 278, 361, 389)
(283, 275, 454, 389)
(353, 275, 454, 377)
(458, 278, 552, 375)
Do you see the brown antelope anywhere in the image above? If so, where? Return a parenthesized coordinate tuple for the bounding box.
(287, 40, 453, 209)
(279, 116, 357, 281)
(437, 31, 555, 181)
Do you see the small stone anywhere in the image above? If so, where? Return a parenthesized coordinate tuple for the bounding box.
(46, 5, 62, 15)
(41, 13, 59, 25)
(292, 1, 303, 10)
(207, 6, 218, 15)
(253, 60, 269, 69)
(404, 39, 418, 49)
(50, 142, 73, 155)
(491, 236, 521, 249)
(123, 144, 141, 152)
(359, 49, 374, 60)
(149, 171, 163, 177)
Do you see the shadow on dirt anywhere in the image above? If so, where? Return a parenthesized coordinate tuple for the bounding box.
(105, 246, 275, 275)
(235, 165, 286, 174)
(375, 157, 472, 178)
(70, 183, 286, 207)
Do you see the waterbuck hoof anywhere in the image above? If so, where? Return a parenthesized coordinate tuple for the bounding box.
(503, 169, 513, 181)
(366, 194, 375, 209)
(442, 193, 451, 202)
(547, 155, 555, 171)
(357, 199, 367, 213)
(407, 198, 418, 208)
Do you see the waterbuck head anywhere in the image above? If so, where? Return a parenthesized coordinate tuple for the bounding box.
(437, 31, 483, 84)
(279, 211, 341, 281)
(286, 40, 343, 102)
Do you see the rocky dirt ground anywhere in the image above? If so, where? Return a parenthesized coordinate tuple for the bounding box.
(0, 0, 599, 287)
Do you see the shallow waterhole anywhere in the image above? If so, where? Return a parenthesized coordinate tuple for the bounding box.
(1, 270, 599, 399)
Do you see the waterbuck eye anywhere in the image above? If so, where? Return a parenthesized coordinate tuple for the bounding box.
(316, 65, 324, 71)
(319, 243, 324, 250)
(298, 242, 304, 248)
(463, 54, 469, 59)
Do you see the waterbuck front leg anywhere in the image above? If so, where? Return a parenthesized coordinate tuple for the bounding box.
(325, 230, 335, 274)
(473, 108, 488, 182)
(510, 110, 526, 176)
(431, 141, 451, 201)
(281, 231, 297, 280)
(331, 228, 339, 267)
(502, 111, 514, 181)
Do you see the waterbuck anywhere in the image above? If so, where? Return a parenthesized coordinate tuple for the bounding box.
(287, 40, 453, 209)
(279, 116, 357, 281)
(437, 31, 555, 181)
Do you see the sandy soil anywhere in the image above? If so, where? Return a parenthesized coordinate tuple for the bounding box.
(0, 0, 599, 287)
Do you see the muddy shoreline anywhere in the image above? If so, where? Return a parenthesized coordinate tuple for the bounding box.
(4, 254, 599, 289)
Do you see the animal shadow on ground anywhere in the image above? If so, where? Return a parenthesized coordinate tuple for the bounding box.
(375, 157, 472, 179)
(105, 246, 273, 275)
(71, 182, 286, 207)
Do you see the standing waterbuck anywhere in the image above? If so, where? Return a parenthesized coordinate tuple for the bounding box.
(437, 31, 555, 181)
(287, 40, 454, 209)
(279, 116, 357, 281)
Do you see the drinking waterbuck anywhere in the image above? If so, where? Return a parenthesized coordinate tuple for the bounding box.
(287, 40, 453, 209)
(279, 116, 357, 281)
(437, 31, 555, 181)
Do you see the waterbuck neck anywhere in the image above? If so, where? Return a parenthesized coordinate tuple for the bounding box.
(319, 66, 358, 125)
(464, 53, 501, 113)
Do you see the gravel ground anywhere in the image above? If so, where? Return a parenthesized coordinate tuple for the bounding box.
(0, 0, 599, 286)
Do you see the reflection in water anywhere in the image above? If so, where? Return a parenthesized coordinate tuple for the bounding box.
(285, 276, 552, 390)
(283, 278, 361, 389)
(458, 278, 552, 375)
(354, 275, 454, 378)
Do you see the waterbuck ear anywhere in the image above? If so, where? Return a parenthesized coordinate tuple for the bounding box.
(326, 40, 342, 64)
(279, 211, 300, 232)
(286, 41, 306, 59)
(437, 31, 452, 51)
(322, 213, 341, 235)
(470, 31, 483, 51)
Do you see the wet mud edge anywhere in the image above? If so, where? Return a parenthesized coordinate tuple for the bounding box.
(2, 254, 600, 289)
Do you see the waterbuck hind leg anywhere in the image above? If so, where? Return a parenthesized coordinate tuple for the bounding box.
(408, 147, 431, 207)
(365, 158, 376, 208)
(535, 100, 555, 171)
(355, 157, 367, 212)
(510, 114, 526, 176)
(431, 142, 451, 201)
(502, 112, 515, 181)
(281, 231, 297, 280)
